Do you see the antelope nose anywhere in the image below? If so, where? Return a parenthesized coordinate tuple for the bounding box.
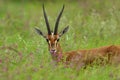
(50, 49, 56, 53)
(51, 49, 55, 52)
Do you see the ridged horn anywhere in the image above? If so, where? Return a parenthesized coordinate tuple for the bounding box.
(43, 4, 51, 35)
(54, 5, 65, 35)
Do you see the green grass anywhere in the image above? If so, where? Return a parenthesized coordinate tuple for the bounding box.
(0, 0, 120, 80)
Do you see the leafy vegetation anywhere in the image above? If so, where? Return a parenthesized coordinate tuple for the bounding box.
(0, 0, 120, 80)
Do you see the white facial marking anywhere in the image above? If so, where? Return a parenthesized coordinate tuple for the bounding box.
(51, 33, 54, 38)
(55, 40, 57, 47)
(49, 40, 51, 46)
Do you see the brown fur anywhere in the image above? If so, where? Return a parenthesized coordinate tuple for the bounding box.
(54, 43, 120, 68)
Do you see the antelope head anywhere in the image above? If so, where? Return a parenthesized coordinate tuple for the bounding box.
(35, 5, 69, 54)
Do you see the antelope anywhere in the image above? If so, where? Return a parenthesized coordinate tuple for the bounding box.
(35, 5, 120, 68)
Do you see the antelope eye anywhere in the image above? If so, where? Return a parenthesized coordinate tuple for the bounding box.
(46, 39, 49, 42)
(57, 39, 59, 41)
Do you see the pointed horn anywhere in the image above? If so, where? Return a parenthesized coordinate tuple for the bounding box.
(54, 5, 65, 35)
(43, 4, 51, 35)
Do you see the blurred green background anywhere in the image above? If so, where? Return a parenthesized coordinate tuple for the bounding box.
(0, 0, 120, 80)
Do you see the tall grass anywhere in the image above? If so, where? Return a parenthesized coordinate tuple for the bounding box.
(0, 1, 120, 80)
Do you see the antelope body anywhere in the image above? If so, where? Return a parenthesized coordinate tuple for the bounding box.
(35, 5, 120, 68)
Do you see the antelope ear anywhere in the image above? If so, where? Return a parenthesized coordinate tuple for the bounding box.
(59, 26, 69, 37)
(35, 28, 46, 38)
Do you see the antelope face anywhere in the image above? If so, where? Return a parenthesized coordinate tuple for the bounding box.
(35, 4, 69, 54)
(35, 26, 69, 53)
(46, 34, 59, 53)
